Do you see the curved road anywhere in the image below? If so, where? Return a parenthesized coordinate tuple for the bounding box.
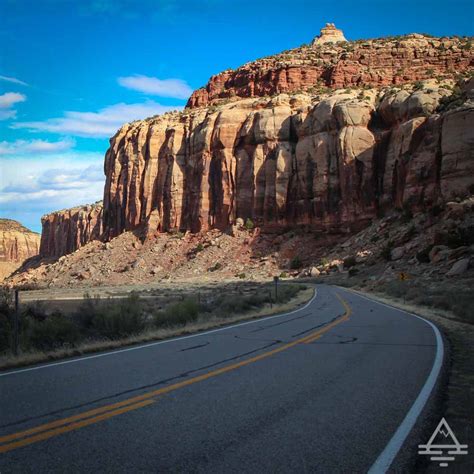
(0, 285, 443, 473)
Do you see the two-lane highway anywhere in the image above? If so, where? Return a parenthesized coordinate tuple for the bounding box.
(0, 285, 443, 473)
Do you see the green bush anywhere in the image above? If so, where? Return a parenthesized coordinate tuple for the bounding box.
(27, 311, 80, 351)
(195, 243, 204, 252)
(154, 298, 199, 327)
(290, 256, 302, 269)
(208, 262, 222, 272)
(0, 288, 13, 352)
(245, 218, 255, 230)
(89, 294, 146, 339)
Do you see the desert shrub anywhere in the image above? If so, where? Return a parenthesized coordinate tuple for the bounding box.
(155, 298, 199, 327)
(27, 311, 80, 351)
(413, 81, 424, 91)
(290, 255, 302, 269)
(74, 292, 102, 331)
(343, 256, 357, 268)
(382, 280, 408, 298)
(437, 85, 465, 112)
(245, 218, 255, 230)
(370, 235, 379, 243)
(275, 284, 301, 303)
(22, 302, 48, 322)
(208, 262, 223, 272)
(380, 241, 394, 261)
(280, 272, 288, 278)
(0, 288, 13, 352)
(416, 245, 433, 263)
(237, 273, 246, 279)
(90, 293, 146, 339)
(348, 268, 359, 277)
(195, 243, 204, 252)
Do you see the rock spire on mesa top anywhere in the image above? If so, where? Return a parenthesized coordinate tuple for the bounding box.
(312, 23, 347, 45)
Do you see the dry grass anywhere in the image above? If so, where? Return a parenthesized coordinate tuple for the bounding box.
(0, 285, 313, 371)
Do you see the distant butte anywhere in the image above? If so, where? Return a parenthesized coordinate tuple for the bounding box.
(312, 22, 348, 45)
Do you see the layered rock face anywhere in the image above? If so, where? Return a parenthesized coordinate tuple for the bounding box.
(40, 203, 103, 258)
(0, 219, 40, 279)
(39, 31, 474, 259)
(312, 23, 347, 45)
(187, 34, 473, 108)
(102, 79, 474, 240)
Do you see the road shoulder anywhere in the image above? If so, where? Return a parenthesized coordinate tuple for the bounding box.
(345, 287, 473, 473)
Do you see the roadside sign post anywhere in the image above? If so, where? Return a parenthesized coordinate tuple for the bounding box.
(13, 289, 19, 356)
(273, 276, 279, 302)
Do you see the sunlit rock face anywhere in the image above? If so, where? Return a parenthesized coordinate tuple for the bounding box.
(312, 23, 347, 45)
(39, 30, 474, 259)
(40, 203, 103, 258)
(101, 81, 473, 240)
(0, 219, 40, 280)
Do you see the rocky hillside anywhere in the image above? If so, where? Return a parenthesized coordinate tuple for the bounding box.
(187, 29, 473, 107)
(15, 26, 474, 276)
(0, 219, 40, 280)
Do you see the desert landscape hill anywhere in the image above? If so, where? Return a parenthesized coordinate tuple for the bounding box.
(6, 25, 474, 292)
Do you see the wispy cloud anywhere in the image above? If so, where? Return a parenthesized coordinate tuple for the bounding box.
(11, 100, 179, 138)
(0, 75, 28, 86)
(0, 138, 75, 155)
(0, 152, 105, 229)
(118, 75, 193, 99)
(0, 92, 27, 120)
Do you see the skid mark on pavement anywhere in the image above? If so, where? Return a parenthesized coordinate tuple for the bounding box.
(0, 291, 351, 455)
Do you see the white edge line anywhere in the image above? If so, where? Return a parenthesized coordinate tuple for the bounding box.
(337, 286, 444, 473)
(0, 286, 318, 378)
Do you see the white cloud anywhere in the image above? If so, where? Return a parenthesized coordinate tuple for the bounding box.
(0, 152, 105, 230)
(11, 100, 179, 138)
(118, 75, 193, 99)
(0, 92, 26, 108)
(0, 138, 75, 155)
(0, 75, 28, 86)
(0, 92, 26, 120)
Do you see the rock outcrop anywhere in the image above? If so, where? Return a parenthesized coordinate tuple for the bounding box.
(312, 23, 347, 45)
(0, 219, 40, 280)
(187, 33, 473, 108)
(40, 203, 103, 258)
(102, 79, 473, 241)
(37, 30, 474, 260)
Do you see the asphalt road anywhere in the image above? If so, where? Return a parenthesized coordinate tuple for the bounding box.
(0, 284, 443, 473)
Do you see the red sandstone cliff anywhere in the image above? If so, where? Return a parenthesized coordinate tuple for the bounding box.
(39, 203, 103, 258)
(0, 219, 40, 280)
(38, 30, 474, 259)
(187, 34, 473, 108)
(101, 79, 474, 241)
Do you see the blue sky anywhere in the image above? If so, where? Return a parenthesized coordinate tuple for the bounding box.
(1, 0, 473, 233)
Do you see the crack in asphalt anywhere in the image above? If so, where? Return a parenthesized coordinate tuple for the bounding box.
(180, 342, 210, 352)
(249, 312, 313, 333)
(0, 340, 281, 431)
(291, 313, 344, 338)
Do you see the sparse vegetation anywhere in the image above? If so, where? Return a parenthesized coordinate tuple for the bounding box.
(245, 218, 255, 230)
(290, 255, 302, 269)
(0, 281, 313, 369)
(381, 241, 394, 261)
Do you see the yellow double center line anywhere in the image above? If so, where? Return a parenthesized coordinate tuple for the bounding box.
(0, 292, 351, 454)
